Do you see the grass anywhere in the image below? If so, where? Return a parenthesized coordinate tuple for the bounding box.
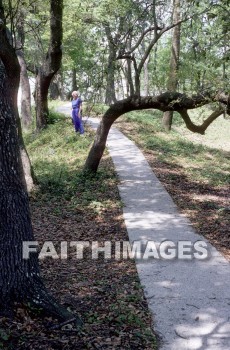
(25, 113, 111, 199)
(116, 109, 230, 187)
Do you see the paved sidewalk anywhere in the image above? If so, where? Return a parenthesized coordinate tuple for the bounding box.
(88, 118, 230, 350)
(58, 107, 230, 349)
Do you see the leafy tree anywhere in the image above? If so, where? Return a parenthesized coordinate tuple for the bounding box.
(83, 0, 229, 172)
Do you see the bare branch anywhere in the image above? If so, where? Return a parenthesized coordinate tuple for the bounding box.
(179, 108, 225, 135)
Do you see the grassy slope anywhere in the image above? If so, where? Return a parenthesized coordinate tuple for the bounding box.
(115, 108, 230, 259)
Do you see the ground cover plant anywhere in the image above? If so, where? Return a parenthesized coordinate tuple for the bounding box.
(0, 111, 157, 350)
(114, 108, 230, 259)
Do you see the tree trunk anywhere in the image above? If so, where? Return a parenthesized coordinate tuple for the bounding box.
(35, 70, 50, 129)
(143, 55, 150, 96)
(35, 0, 63, 131)
(0, 67, 81, 323)
(16, 8, 32, 130)
(72, 67, 78, 91)
(105, 49, 117, 104)
(0, 61, 66, 320)
(104, 24, 117, 105)
(17, 116, 36, 192)
(0, 3, 81, 326)
(162, 0, 181, 131)
(17, 51, 32, 129)
(2, 13, 34, 191)
(50, 75, 61, 100)
(0, 63, 39, 307)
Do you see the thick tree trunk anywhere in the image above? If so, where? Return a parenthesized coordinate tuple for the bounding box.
(1, 13, 34, 191)
(0, 62, 38, 308)
(162, 0, 181, 131)
(35, 70, 50, 129)
(35, 0, 63, 131)
(0, 4, 81, 326)
(0, 61, 81, 328)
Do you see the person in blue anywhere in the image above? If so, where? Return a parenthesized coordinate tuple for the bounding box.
(71, 91, 84, 135)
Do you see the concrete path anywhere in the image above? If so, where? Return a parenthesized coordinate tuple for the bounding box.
(58, 107, 230, 350)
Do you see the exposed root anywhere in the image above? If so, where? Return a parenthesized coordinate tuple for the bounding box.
(26, 283, 83, 330)
(0, 279, 83, 331)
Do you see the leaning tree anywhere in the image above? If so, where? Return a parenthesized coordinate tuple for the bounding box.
(84, 0, 229, 172)
(0, 1, 81, 326)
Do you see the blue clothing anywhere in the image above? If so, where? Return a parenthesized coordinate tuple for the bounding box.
(71, 97, 84, 134)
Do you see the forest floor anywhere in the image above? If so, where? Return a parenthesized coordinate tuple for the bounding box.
(1, 105, 229, 349)
(0, 113, 157, 349)
(115, 108, 230, 260)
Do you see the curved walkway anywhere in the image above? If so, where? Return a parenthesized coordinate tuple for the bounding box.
(59, 107, 230, 350)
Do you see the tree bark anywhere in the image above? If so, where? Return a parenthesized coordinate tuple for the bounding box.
(72, 67, 78, 91)
(143, 51, 150, 96)
(0, 6, 34, 192)
(35, 69, 50, 129)
(162, 0, 181, 131)
(35, 0, 63, 131)
(0, 4, 81, 326)
(104, 24, 117, 105)
(50, 70, 64, 100)
(0, 63, 81, 325)
(50, 77, 60, 99)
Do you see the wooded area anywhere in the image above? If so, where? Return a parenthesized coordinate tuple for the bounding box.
(0, 0, 229, 347)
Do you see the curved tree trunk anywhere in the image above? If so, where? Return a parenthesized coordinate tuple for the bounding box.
(84, 93, 227, 173)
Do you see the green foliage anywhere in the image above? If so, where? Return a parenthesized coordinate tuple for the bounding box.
(84, 102, 109, 116)
(47, 109, 67, 124)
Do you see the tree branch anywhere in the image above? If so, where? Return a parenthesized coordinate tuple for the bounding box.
(178, 108, 225, 135)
